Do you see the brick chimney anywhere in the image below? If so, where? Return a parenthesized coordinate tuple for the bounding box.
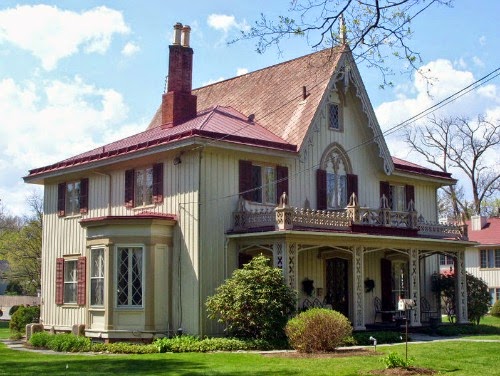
(162, 23, 197, 126)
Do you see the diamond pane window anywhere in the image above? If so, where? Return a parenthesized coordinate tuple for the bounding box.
(90, 248, 104, 306)
(328, 103, 339, 129)
(116, 247, 143, 307)
(64, 260, 78, 303)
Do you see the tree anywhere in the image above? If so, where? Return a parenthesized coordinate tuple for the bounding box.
(437, 272, 490, 325)
(206, 255, 296, 340)
(239, 0, 453, 87)
(405, 115, 500, 219)
(0, 193, 43, 295)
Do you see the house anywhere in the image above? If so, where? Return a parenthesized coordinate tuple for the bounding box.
(462, 215, 500, 306)
(24, 23, 474, 341)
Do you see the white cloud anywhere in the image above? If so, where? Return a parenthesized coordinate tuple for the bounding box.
(121, 41, 140, 57)
(207, 14, 249, 34)
(0, 76, 144, 215)
(375, 59, 499, 160)
(0, 5, 129, 70)
(479, 35, 487, 46)
(202, 77, 225, 86)
(236, 68, 249, 76)
(472, 56, 485, 68)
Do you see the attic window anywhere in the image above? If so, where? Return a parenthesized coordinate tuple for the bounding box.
(329, 103, 340, 130)
(327, 91, 343, 131)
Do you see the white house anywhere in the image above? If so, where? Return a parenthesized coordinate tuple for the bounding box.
(24, 23, 473, 341)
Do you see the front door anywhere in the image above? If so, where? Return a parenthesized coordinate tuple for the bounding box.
(325, 258, 349, 317)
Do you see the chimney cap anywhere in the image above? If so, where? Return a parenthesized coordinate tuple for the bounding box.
(173, 22, 183, 45)
(181, 25, 191, 47)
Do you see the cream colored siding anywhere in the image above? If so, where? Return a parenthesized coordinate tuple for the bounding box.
(466, 248, 500, 288)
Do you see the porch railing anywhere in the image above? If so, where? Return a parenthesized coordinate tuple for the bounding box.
(233, 193, 468, 240)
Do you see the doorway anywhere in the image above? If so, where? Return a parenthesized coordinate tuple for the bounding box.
(325, 257, 349, 317)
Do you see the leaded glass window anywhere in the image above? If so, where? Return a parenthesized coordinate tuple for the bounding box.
(117, 247, 143, 307)
(135, 167, 154, 206)
(66, 181, 81, 215)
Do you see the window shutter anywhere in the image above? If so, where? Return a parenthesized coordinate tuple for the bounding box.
(405, 185, 415, 210)
(239, 160, 253, 200)
(124, 169, 135, 208)
(56, 258, 64, 305)
(153, 163, 164, 203)
(380, 181, 390, 199)
(77, 256, 86, 305)
(79, 178, 89, 214)
(57, 183, 66, 217)
(347, 174, 358, 202)
(316, 169, 327, 210)
(276, 165, 289, 201)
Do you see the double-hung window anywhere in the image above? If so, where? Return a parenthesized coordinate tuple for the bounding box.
(55, 257, 86, 305)
(480, 249, 500, 268)
(125, 163, 163, 208)
(116, 247, 143, 307)
(239, 161, 288, 205)
(57, 178, 89, 216)
(90, 248, 105, 306)
(380, 182, 415, 211)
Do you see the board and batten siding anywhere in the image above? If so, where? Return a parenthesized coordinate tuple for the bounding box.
(465, 248, 500, 288)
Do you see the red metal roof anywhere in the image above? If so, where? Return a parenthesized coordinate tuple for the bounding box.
(392, 156, 453, 181)
(466, 217, 500, 246)
(26, 106, 296, 177)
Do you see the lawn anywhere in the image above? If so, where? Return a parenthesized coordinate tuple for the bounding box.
(0, 322, 9, 340)
(0, 340, 499, 376)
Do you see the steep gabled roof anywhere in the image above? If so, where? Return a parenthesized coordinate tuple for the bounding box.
(392, 156, 454, 181)
(148, 47, 346, 148)
(466, 217, 500, 246)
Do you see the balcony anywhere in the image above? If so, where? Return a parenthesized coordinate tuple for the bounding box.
(232, 193, 468, 241)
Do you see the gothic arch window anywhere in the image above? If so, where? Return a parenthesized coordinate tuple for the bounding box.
(316, 143, 357, 210)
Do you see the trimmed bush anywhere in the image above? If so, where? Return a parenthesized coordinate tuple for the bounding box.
(29, 331, 52, 348)
(9, 305, 40, 334)
(490, 300, 500, 318)
(286, 308, 352, 352)
(206, 255, 296, 340)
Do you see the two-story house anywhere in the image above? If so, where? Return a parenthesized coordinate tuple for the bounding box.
(24, 23, 473, 341)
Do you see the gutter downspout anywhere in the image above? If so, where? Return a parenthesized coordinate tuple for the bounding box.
(197, 148, 203, 336)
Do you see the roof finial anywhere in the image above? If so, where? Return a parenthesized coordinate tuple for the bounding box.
(339, 14, 346, 45)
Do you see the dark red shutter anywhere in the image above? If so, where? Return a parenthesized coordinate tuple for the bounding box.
(125, 169, 135, 208)
(316, 169, 327, 210)
(77, 257, 86, 306)
(276, 165, 289, 202)
(239, 160, 253, 200)
(79, 178, 89, 214)
(380, 181, 390, 199)
(56, 258, 64, 304)
(405, 185, 415, 210)
(347, 174, 358, 202)
(153, 163, 164, 203)
(57, 183, 66, 217)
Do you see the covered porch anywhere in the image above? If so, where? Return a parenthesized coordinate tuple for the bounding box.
(227, 195, 472, 331)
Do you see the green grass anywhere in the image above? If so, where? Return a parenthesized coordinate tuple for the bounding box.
(0, 339, 499, 375)
(0, 322, 10, 340)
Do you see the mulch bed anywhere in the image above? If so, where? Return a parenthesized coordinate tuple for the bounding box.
(370, 367, 436, 375)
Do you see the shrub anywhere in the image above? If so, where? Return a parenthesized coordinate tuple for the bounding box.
(29, 331, 52, 348)
(9, 305, 40, 333)
(383, 352, 413, 369)
(206, 255, 296, 340)
(490, 300, 500, 318)
(286, 308, 352, 352)
(46, 333, 91, 352)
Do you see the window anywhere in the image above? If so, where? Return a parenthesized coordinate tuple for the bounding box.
(239, 161, 288, 204)
(57, 178, 89, 216)
(125, 163, 163, 208)
(116, 247, 143, 307)
(488, 288, 500, 306)
(480, 249, 500, 268)
(380, 182, 415, 211)
(439, 254, 455, 266)
(90, 248, 104, 306)
(316, 146, 357, 210)
(64, 260, 78, 303)
(55, 257, 86, 305)
(328, 103, 340, 129)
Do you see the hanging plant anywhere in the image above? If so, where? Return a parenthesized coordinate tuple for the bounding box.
(364, 278, 375, 293)
(302, 278, 315, 296)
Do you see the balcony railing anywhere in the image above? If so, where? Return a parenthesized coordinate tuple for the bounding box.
(233, 193, 468, 241)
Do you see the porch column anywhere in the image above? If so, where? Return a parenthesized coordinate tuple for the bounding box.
(272, 241, 286, 272)
(352, 246, 365, 330)
(455, 250, 468, 323)
(409, 248, 421, 327)
(286, 243, 298, 292)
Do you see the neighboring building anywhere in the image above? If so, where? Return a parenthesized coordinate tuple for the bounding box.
(24, 23, 473, 341)
(464, 215, 500, 305)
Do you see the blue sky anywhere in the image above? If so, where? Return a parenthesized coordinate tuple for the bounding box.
(1, 1, 499, 215)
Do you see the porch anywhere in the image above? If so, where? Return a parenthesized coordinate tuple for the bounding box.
(227, 194, 471, 331)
